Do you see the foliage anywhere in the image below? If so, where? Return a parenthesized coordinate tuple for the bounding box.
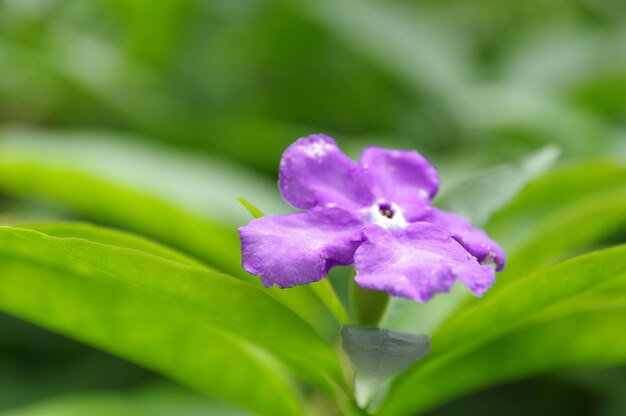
(1, 0, 625, 415)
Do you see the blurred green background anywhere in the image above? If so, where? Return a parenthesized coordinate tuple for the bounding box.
(1, 0, 625, 414)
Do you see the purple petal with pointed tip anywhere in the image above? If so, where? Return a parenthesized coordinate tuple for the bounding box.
(359, 147, 439, 221)
(421, 208, 506, 271)
(279, 135, 374, 210)
(239, 207, 364, 288)
(354, 223, 495, 302)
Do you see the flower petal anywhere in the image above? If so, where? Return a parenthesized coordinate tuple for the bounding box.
(279, 135, 374, 210)
(239, 207, 364, 288)
(354, 223, 495, 302)
(421, 208, 506, 271)
(359, 147, 439, 221)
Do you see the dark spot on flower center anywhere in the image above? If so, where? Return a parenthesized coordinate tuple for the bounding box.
(378, 203, 395, 219)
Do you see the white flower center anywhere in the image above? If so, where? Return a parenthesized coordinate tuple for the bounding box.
(364, 201, 409, 230)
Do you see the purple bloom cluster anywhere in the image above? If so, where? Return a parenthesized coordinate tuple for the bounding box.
(239, 135, 505, 302)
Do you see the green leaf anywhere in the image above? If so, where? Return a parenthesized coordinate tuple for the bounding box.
(499, 185, 626, 279)
(310, 280, 350, 326)
(483, 161, 626, 294)
(385, 304, 626, 415)
(379, 245, 626, 415)
(0, 129, 283, 274)
(17, 222, 207, 269)
(0, 129, 339, 339)
(237, 198, 264, 219)
(378, 284, 468, 336)
(341, 326, 430, 408)
(1, 382, 249, 416)
(436, 244, 626, 361)
(0, 225, 350, 415)
(488, 161, 626, 256)
(0, 326, 150, 413)
(350, 280, 389, 326)
(436, 145, 560, 227)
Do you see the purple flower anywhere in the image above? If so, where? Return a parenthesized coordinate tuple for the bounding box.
(239, 135, 505, 302)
